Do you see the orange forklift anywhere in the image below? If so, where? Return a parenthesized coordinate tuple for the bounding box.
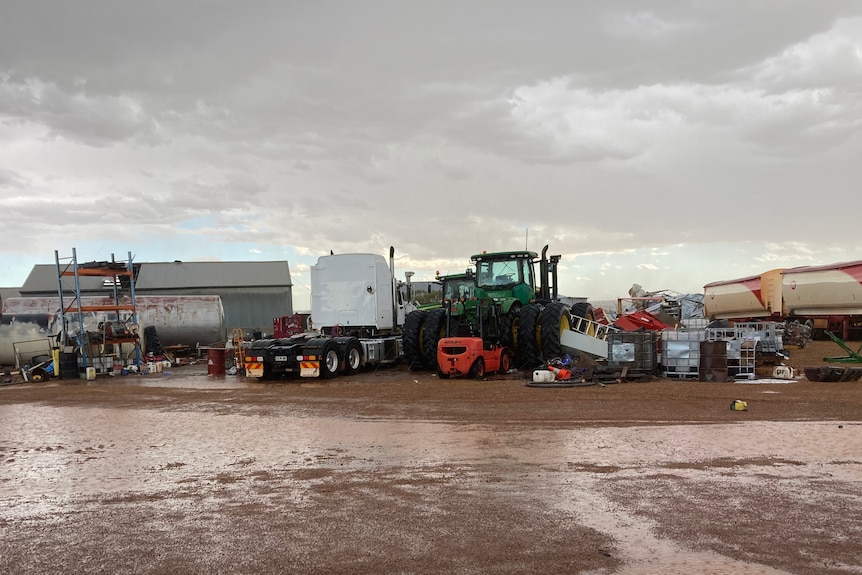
(436, 298, 513, 379)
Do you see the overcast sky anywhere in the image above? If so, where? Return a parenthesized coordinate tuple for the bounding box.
(2, 1, 861, 309)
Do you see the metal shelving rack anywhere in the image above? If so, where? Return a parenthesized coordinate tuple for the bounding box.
(55, 249, 142, 374)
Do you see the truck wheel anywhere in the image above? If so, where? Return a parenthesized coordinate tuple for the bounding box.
(320, 340, 340, 379)
(469, 357, 485, 379)
(540, 302, 572, 362)
(403, 310, 428, 371)
(517, 304, 542, 369)
(344, 338, 363, 374)
(422, 308, 448, 371)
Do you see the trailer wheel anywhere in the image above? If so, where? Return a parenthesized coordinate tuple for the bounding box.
(469, 357, 486, 379)
(540, 302, 572, 362)
(320, 341, 340, 379)
(422, 308, 448, 371)
(344, 338, 363, 374)
(436, 368, 450, 379)
(517, 304, 542, 369)
(403, 310, 428, 371)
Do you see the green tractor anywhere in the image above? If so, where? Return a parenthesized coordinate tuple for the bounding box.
(470, 246, 596, 369)
(402, 270, 477, 370)
(402, 246, 598, 371)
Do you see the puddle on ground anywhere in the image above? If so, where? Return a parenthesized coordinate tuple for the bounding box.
(1, 401, 859, 575)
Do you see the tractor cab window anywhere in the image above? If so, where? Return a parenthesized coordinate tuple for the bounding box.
(443, 277, 474, 300)
(477, 260, 519, 289)
(520, 258, 534, 290)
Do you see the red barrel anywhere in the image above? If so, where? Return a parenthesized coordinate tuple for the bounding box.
(207, 348, 226, 376)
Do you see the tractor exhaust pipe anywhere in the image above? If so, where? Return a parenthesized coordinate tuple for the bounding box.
(540, 245, 550, 301)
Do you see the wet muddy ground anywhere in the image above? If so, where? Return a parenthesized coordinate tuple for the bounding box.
(1, 341, 861, 574)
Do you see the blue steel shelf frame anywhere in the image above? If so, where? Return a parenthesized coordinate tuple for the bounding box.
(54, 249, 141, 373)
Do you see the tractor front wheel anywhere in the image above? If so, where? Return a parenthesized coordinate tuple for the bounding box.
(517, 304, 542, 369)
(540, 302, 572, 362)
(422, 308, 448, 371)
(403, 310, 428, 371)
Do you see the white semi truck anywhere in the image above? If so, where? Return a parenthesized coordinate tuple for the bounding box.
(245, 247, 416, 379)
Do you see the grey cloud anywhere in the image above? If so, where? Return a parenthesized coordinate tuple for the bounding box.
(0, 168, 26, 188)
(0, 75, 160, 146)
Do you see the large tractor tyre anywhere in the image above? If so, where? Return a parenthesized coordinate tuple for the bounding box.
(422, 308, 449, 371)
(343, 338, 363, 374)
(144, 326, 164, 356)
(402, 310, 428, 371)
(540, 302, 572, 363)
(319, 340, 341, 379)
(500, 304, 521, 348)
(517, 304, 543, 369)
(570, 302, 596, 335)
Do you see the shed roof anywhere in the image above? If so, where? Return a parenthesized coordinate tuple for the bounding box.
(19, 261, 292, 294)
(135, 261, 292, 289)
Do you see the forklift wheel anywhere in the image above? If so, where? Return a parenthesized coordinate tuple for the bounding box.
(469, 357, 486, 379)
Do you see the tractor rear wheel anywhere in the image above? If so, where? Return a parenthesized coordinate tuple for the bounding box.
(403, 310, 427, 371)
(517, 304, 542, 369)
(540, 302, 572, 362)
(422, 308, 448, 371)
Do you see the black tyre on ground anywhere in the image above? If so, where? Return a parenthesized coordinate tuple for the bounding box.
(144, 326, 164, 356)
(402, 310, 428, 371)
(30, 367, 49, 382)
(422, 308, 448, 371)
(319, 340, 341, 379)
(500, 304, 520, 348)
(517, 304, 543, 369)
(343, 338, 363, 374)
(539, 302, 572, 363)
(498, 351, 513, 374)
(469, 357, 486, 379)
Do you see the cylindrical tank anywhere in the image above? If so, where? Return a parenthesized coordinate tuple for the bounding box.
(704, 261, 862, 320)
(0, 295, 226, 366)
(782, 261, 862, 315)
(703, 269, 784, 320)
